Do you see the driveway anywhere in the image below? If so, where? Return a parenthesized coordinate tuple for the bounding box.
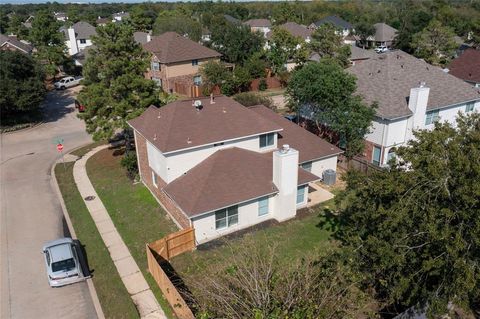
(1, 90, 97, 319)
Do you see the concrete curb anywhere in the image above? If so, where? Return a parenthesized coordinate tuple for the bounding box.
(51, 154, 106, 319)
(1, 121, 45, 135)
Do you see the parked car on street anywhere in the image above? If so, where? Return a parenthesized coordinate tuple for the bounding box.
(375, 46, 389, 53)
(42, 237, 90, 287)
(54, 76, 82, 90)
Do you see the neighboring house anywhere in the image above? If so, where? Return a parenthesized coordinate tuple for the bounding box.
(224, 14, 241, 25)
(367, 23, 398, 48)
(310, 15, 353, 38)
(347, 50, 480, 166)
(62, 21, 96, 55)
(72, 45, 95, 66)
(54, 12, 68, 22)
(201, 27, 211, 42)
(447, 48, 480, 87)
(308, 45, 374, 66)
(244, 19, 271, 37)
(266, 22, 313, 43)
(143, 32, 221, 95)
(112, 12, 129, 22)
(133, 31, 151, 45)
(22, 15, 34, 29)
(96, 17, 110, 27)
(0, 34, 33, 54)
(128, 96, 341, 243)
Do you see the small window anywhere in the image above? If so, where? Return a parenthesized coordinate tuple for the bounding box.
(301, 161, 312, 172)
(296, 186, 305, 205)
(215, 206, 238, 230)
(259, 133, 274, 148)
(152, 171, 158, 188)
(466, 102, 474, 112)
(193, 75, 202, 85)
(372, 146, 382, 166)
(79, 39, 86, 44)
(258, 197, 269, 216)
(152, 62, 160, 71)
(425, 110, 440, 125)
(192, 59, 199, 66)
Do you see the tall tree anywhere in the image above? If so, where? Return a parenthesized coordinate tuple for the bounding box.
(336, 113, 480, 317)
(309, 23, 351, 67)
(152, 11, 202, 41)
(353, 21, 375, 49)
(130, 5, 157, 32)
(286, 59, 376, 159)
(78, 23, 157, 140)
(266, 27, 309, 74)
(412, 19, 457, 66)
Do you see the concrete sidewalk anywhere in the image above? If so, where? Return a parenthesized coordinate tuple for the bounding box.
(73, 145, 166, 319)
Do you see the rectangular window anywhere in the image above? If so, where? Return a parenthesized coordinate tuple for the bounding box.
(258, 197, 269, 216)
(372, 146, 382, 166)
(192, 59, 199, 66)
(193, 75, 202, 85)
(79, 39, 86, 44)
(151, 62, 160, 71)
(301, 161, 312, 172)
(296, 186, 306, 205)
(259, 133, 274, 148)
(215, 205, 238, 230)
(152, 171, 158, 188)
(425, 110, 440, 125)
(466, 102, 475, 112)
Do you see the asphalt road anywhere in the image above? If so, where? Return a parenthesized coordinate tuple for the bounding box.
(1, 90, 97, 319)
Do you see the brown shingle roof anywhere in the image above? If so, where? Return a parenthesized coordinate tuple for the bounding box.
(163, 147, 319, 217)
(347, 50, 480, 119)
(448, 48, 480, 84)
(266, 22, 312, 40)
(143, 32, 221, 64)
(244, 19, 271, 28)
(248, 105, 342, 163)
(128, 96, 283, 154)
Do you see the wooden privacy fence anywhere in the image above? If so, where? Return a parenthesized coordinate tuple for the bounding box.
(146, 227, 196, 319)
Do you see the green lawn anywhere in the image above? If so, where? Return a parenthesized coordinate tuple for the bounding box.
(85, 147, 178, 318)
(55, 162, 139, 319)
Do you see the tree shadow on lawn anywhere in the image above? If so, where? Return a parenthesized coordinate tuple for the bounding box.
(316, 208, 344, 242)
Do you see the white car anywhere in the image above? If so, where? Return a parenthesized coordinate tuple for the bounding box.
(54, 76, 82, 90)
(42, 237, 89, 287)
(375, 46, 389, 53)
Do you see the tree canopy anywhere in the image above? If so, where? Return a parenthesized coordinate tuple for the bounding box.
(309, 23, 351, 67)
(336, 113, 480, 316)
(78, 22, 157, 140)
(152, 11, 202, 42)
(266, 27, 308, 74)
(286, 59, 375, 158)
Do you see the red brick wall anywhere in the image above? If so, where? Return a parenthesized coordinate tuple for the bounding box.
(250, 77, 282, 91)
(364, 140, 384, 164)
(134, 131, 191, 229)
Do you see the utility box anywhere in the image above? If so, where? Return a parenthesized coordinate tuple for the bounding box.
(323, 169, 336, 185)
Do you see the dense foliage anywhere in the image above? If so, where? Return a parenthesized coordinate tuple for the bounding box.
(309, 23, 351, 68)
(286, 59, 376, 159)
(232, 92, 275, 110)
(78, 23, 157, 140)
(0, 51, 45, 118)
(337, 113, 480, 316)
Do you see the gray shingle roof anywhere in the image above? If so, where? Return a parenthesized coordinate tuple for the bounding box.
(266, 22, 312, 40)
(72, 21, 96, 40)
(350, 46, 375, 61)
(0, 34, 33, 53)
(244, 19, 271, 28)
(314, 16, 352, 30)
(373, 23, 397, 42)
(224, 14, 241, 24)
(347, 50, 480, 119)
(133, 31, 149, 45)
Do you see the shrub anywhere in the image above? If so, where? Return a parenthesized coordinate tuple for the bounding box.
(120, 151, 138, 180)
(258, 78, 268, 91)
(232, 92, 275, 110)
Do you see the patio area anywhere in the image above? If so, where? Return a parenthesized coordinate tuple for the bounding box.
(307, 182, 334, 207)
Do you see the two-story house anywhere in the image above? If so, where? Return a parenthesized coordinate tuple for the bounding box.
(309, 15, 353, 38)
(244, 19, 272, 37)
(128, 96, 342, 244)
(63, 21, 96, 56)
(143, 32, 221, 95)
(347, 50, 480, 166)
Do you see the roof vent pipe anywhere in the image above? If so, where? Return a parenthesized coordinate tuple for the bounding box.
(281, 144, 290, 153)
(419, 81, 426, 88)
(210, 93, 215, 104)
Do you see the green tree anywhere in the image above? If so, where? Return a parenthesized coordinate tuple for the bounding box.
(266, 27, 308, 74)
(199, 60, 230, 91)
(0, 10, 9, 34)
(130, 5, 157, 32)
(7, 14, 29, 39)
(394, 2, 433, 53)
(244, 52, 267, 79)
(0, 51, 45, 118)
(412, 19, 457, 66)
(353, 21, 375, 49)
(336, 113, 480, 317)
(286, 59, 375, 159)
(78, 23, 157, 140)
(210, 22, 264, 64)
(153, 11, 202, 42)
(310, 23, 351, 67)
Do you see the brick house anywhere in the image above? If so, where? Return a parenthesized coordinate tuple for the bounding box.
(143, 32, 221, 96)
(128, 96, 342, 244)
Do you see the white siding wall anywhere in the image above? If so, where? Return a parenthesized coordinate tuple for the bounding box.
(164, 134, 278, 183)
(310, 156, 338, 179)
(192, 196, 275, 244)
(385, 118, 408, 147)
(146, 141, 168, 181)
(365, 119, 386, 146)
(77, 39, 92, 52)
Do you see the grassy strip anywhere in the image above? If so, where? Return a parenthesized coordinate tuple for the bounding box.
(85, 147, 178, 318)
(70, 140, 107, 157)
(55, 162, 139, 319)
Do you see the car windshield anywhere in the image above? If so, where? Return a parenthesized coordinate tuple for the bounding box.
(52, 258, 76, 272)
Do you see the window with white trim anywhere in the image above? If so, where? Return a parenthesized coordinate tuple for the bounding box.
(215, 205, 238, 230)
(425, 110, 440, 125)
(193, 75, 202, 85)
(466, 102, 475, 112)
(259, 133, 274, 148)
(152, 171, 158, 188)
(151, 62, 160, 71)
(296, 186, 306, 205)
(258, 197, 269, 216)
(79, 39, 86, 44)
(301, 161, 312, 172)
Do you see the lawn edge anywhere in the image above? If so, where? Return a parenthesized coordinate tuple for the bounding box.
(50, 159, 106, 319)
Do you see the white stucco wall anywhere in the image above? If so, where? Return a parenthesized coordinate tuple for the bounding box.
(192, 195, 275, 244)
(146, 141, 168, 182)
(163, 133, 278, 183)
(310, 156, 338, 179)
(365, 119, 386, 146)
